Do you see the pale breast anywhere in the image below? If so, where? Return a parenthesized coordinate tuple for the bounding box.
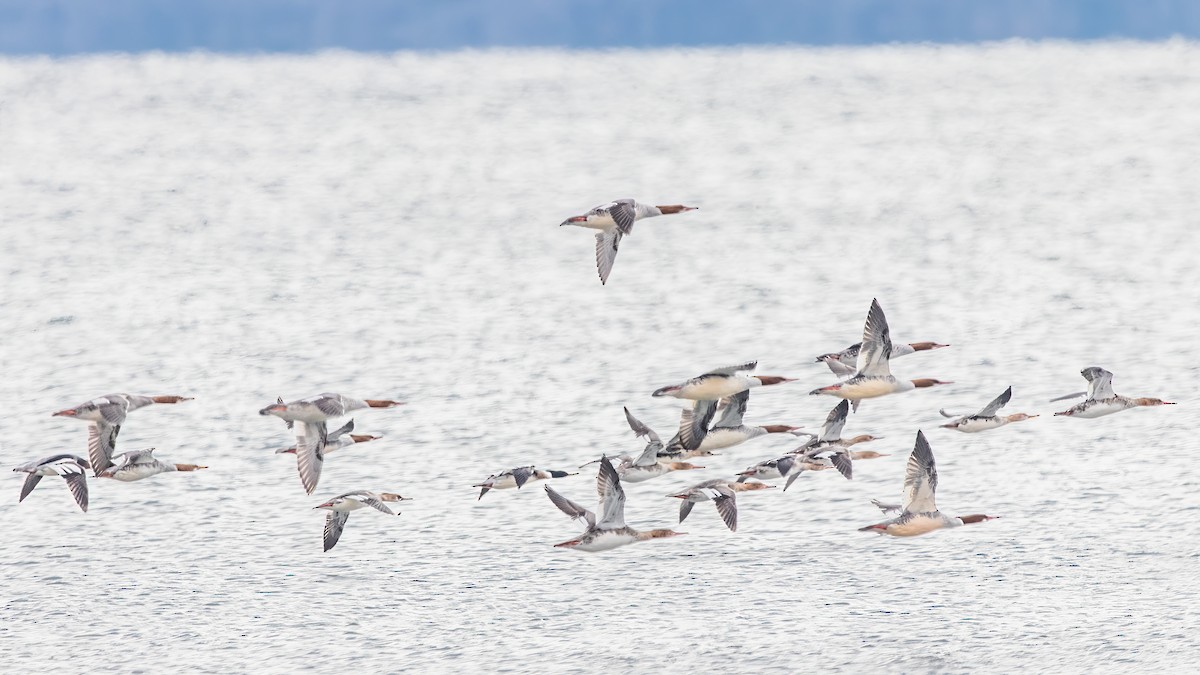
(838, 378, 898, 400)
(699, 428, 753, 451)
(886, 515, 947, 537)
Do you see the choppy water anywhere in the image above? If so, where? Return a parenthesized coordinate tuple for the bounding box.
(1, 42, 1198, 672)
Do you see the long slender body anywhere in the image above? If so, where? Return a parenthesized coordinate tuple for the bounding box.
(692, 390, 800, 452)
(669, 478, 773, 532)
(652, 362, 793, 401)
(52, 393, 193, 477)
(98, 448, 207, 482)
(13, 454, 90, 512)
(940, 386, 1037, 432)
(859, 430, 997, 537)
(473, 466, 575, 500)
(544, 457, 683, 552)
(810, 300, 951, 410)
(315, 491, 410, 551)
(559, 199, 697, 285)
(260, 393, 404, 494)
(607, 410, 703, 483)
(1052, 367, 1173, 418)
(816, 341, 947, 376)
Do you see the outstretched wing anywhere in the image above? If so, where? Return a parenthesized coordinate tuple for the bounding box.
(87, 421, 120, 477)
(327, 419, 354, 442)
(714, 493, 738, 532)
(830, 451, 853, 480)
(704, 362, 757, 377)
(678, 400, 719, 449)
(512, 466, 535, 489)
(544, 485, 596, 528)
(607, 199, 637, 235)
(18, 474, 43, 502)
(855, 299, 893, 377)
(623, 407, 661, 445)
(323, 512, 349, 552)
(63, 473, 89, 512)
(1082, 367, 1115, 400)
(712, 391, 749, 429)
(902, 431, 938, 514)
(355, 492, 396, 515)
(295, 422, 327, 495)
(820, 400, 850, 441)
(678, 499, 696, 523)
(594, 230, 623, 285)
(975, 387, 1013, 418)
(595, 460, 626, 529)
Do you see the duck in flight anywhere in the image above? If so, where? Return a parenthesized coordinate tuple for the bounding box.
(859, 430, 998, 537)
(559, 198, 697, 284)
(690, 391, 802, 453)
(810, 300, 952, 411)
(939, 386, 1037, 432)
(1052, 367, 1174, 418)
(668, 477, 774, 532)
(473, 466, 576, 500)
(652, 362, 794, 401)
(52, 393, 193, 478)
(789, 400, 885, 469)
(816, 341, 947, 377)
(315, 491, 411, 552)
(275, 419, 379, 455)
(259, 393, 404, 494)
(544, 457, 685, 552)
(13, 454, 90, 512)
(97, 448, 207, 482)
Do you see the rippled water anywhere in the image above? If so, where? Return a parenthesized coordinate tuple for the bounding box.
(1, 43, 1198, 671)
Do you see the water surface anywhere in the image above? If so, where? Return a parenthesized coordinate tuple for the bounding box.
(1, 43, 1197, 672)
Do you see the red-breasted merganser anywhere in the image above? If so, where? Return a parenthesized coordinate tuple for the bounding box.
(52, 393, 193, 477)
(691, 390, 802, 452)
(652, 362, 794, 401)
(816, 341, 947, 377)
(98, 448, 207, 482)
(315, 491, 411, 552)
(559, 199, 697, 285)
(810, 300, 951, 411)
(544, 458, 684, 552)
(939, 386, 1038, 432)
(1052, 367, 1175, 418)
(623, 406, 717, 462)
(738, 455, 812, 491)
(259, 393, 404, 494)
(473, 466, 576, 500)
(13, 454, 90, 512)
(859, 430, 998, 537)
(668, 477, 774, 532)
(275, 419, 379, 454)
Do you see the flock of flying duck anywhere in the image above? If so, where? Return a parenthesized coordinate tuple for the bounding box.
(13, 199, 1176, 552)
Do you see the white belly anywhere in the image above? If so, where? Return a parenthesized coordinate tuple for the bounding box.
(111, 463, 168, 482)
(886, 515, 948, 537)
(954, 418, 1006, 433)
(581, 214, 616, 230)
(698, 428, 754, 451)
(619, 464, 668, 482)
(1072, 401, 1129, 418)
(574, 531, 637, 552)
(490, 475, 519, 490)
(834, 379, 899, 400)
(678, 377, 751, 401)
